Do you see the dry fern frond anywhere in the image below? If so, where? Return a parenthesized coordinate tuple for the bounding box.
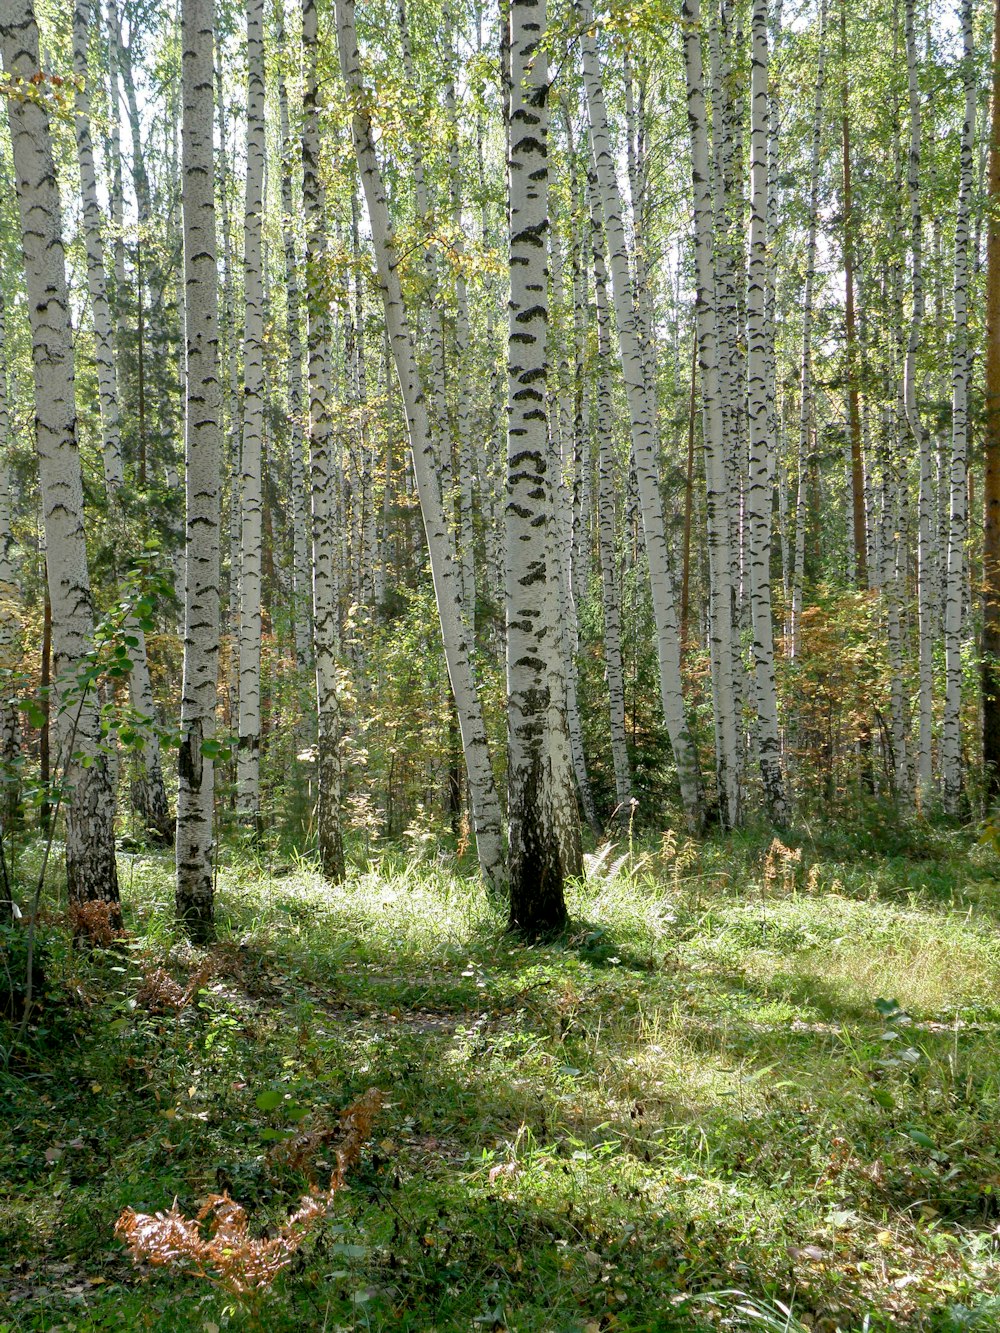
(115, 1088, 383, 1295)
(69, 899, 123, 944)
(135, 959, 215, 1014)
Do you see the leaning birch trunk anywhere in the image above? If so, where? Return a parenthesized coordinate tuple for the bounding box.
(277, 51, 312, 671)
(503, 0, 580, 930)
(334, 0, 505, 892)
(445, 39, 477, 622)
(680, 0, 739, 826)
(580, 0, 704, 831)
(942, 0, 975, 813)
(303, 0, 345, 883)
(588, 177, 633, 820)
(176, 0, 222, 941)
(236, 0, 265, 834)
(1, 0, 121, 921)
(0, 294, 20, 828)
(745, 0, 788, 824)
(903, 0, 933, 806)
(73, 0, 122, 497)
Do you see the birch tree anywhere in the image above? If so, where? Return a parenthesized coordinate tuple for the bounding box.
(303, 0, 345, 882)
(580, 0, 703, 831)
(334, 0, 505, 891)
(1, 0, 121, 920)
(681, 0, 740, 827)
(505, 0, 581, 930)
(942, 0, 974, 813)
(176, 0, 222, 940)
(745, 0, 788, 823)
(236, 0, 265, 833)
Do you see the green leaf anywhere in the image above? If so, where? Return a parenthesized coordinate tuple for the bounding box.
(255, 1089, 283, 1112)
(905, 1127, 935, 1149)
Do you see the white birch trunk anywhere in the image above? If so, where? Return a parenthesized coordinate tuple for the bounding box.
(942, 0, 975, 813)
(903, 0, 933, 805)
(176, 0, 222, 940)
(588, 176, 633, 819)
(236, 0, 265, 832)
(303, 0, 345, 882)
(0, 292, 20, 828)
(746, 0, 788, 823)
(277, 52, 313, 671)
(580, 0, 704, 830)
(1, 0, 121, 919)
(73, 0, 123, 498)
(503, 0, 580, 928)
(335, 0, 505, 892)
(790, 0, 825, 661)
(681, 0, 739, 826)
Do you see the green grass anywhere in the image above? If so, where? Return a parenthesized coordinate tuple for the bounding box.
(2, 823, 1000, 1331)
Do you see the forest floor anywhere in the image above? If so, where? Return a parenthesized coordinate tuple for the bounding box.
(3, 816, 1000, 1331)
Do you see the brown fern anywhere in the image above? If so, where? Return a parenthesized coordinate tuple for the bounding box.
(114, 1088, 383, 1295)
(68, 899, 123, 944)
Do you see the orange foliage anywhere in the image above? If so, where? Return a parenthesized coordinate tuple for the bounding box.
(114, 1088, 383, 1295)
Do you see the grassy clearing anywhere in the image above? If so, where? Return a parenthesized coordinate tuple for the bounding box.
(2, 823, 1000, 1331)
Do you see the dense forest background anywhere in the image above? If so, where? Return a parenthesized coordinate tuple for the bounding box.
(0, 0, 996, 914)
(3, 0, 1000, 1326)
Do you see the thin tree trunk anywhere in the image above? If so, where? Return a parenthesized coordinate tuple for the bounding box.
(903, 0, 933, 804)
(942, 0, 975, 813)
(681, 0, 739, 826)
(303, 0, 346, 882)
(334, 0, 505, 892)
(791, 0, 826, 660)
(746, 0, 789, 824)
(581, 0, 704, 830)
(589, 176, 634, 820)
(176, 0, 222, 941)
(983, 0, 1000, 797)
(236, 0, 265, 834)
(1, 0, 121, 921)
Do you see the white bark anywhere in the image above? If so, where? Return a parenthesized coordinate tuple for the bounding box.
(276, 52, 312, 671)
(791, 0, 825, 661)
(903, 0, 933, 805)
(681, 0, 740, 826)
(746, 0, 788, 823)
(580, 0, 704, 830)
(503, 0, 580, 928)
(0, 292, 20, 827)
(335, 0, 505, 892)
(236, 0, 265, 831)
(942, 0, 975, 813)
(73, 0, 123, 498)
(588, 176, 633, 819)
(303, 0, 345, 882)
(176, 0, 222, 940)
(1, 0, 120, 918)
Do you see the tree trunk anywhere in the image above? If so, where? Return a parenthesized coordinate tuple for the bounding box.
(1, 0, 121, 922)
(746, 0, 789, 824)
(334, 0, 505, 892)
(983, 0, 1000, 797)
(942, 0, 974, 813)
(580, 0, 703, 830)
(176, 0, 222, 941)
(303, 0, 346, 882)
(681, 0, 740, 827)
(504, 0, 580, 931)
(236, 0, 265, 835)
